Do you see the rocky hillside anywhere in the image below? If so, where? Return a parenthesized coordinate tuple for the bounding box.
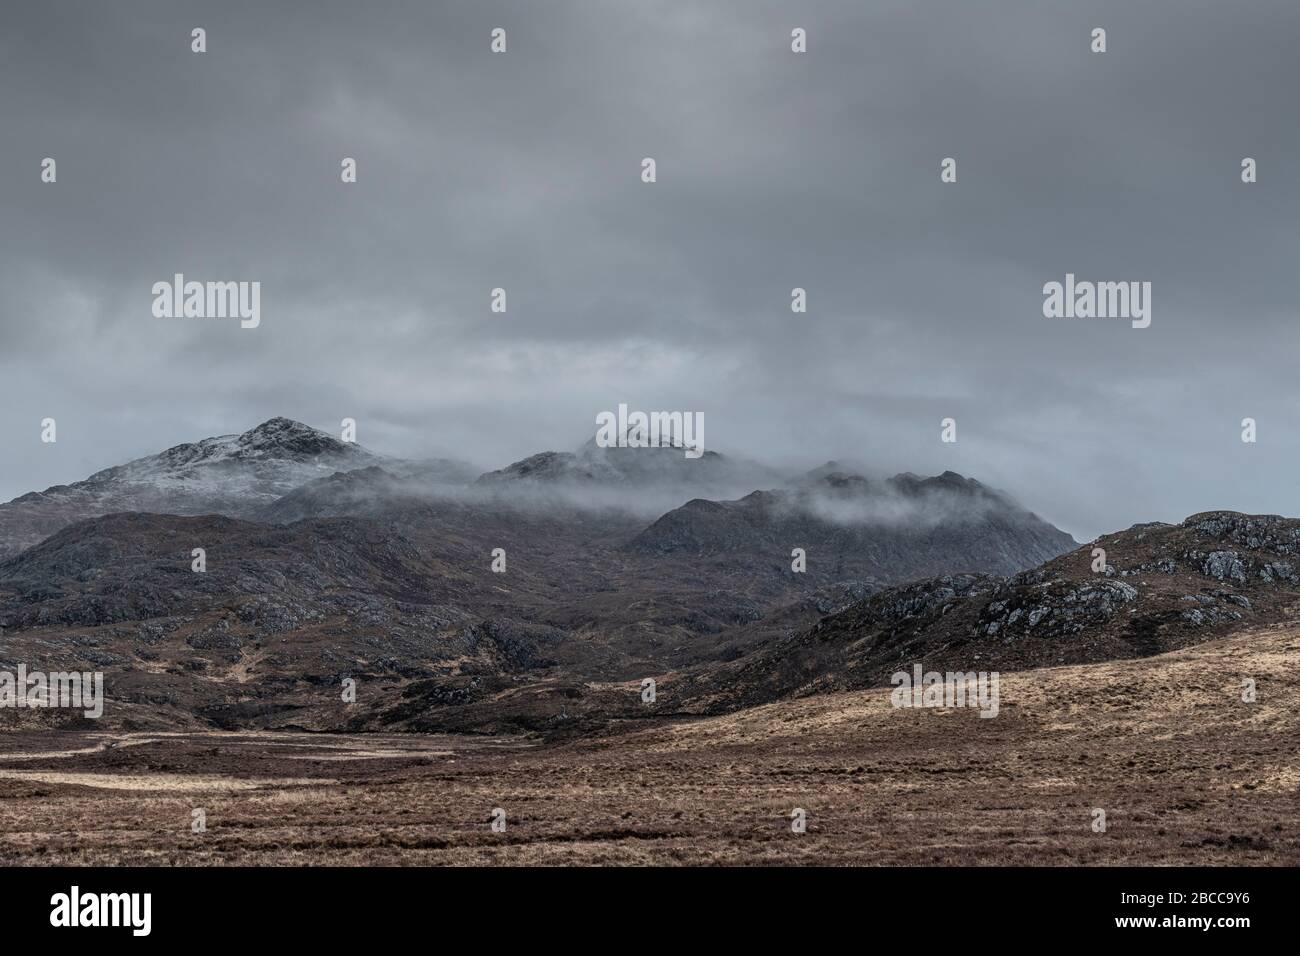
(0, 510, 575, 731)
(346, 510, 1300, 736)
(4, 509, 1294, 737)
(654, 511, 1300, 716)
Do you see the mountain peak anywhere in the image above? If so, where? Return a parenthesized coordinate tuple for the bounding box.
(233, 418, 350, 458)
(244, 416, 308, 434)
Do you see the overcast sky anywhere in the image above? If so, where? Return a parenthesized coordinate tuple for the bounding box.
(2, 0, 1298, 540)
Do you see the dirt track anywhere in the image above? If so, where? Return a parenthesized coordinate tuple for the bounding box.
(1, 625, 1297, 865)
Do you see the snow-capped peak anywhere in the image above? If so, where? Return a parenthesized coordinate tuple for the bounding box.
(76, 418, 377, 496)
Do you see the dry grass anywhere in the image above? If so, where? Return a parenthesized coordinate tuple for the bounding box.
(0, 626, 1296, 865)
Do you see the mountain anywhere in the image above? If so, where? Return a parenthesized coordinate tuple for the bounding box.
(475, 433, 782, 516)
(0, 418, 474, 560)
(650, 510, 1300, 716)
(0, 415, 1099, 736)
(5, 499, 1293, 738)
(344, 510, 1300, 736)
(627, 467, 1076, 579)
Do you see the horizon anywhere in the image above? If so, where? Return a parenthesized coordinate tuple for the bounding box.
(9, 410, 1283, 544)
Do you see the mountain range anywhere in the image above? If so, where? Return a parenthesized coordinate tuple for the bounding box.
(8, 416, 1284, 739)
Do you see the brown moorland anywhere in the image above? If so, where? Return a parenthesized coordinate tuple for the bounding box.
(1, 622, 1295, 866)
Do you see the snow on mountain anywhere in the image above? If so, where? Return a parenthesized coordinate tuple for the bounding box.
(0, 418, 470, 560)
(80, 417, 381, 500)
(475, 429, 783, 509)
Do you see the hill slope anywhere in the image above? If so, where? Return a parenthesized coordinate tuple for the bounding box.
(657, 511, 1300, 715)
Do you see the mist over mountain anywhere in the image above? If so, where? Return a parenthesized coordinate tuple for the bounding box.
(0, 415, 1091, 735)
(0, 418, 474, 560)
(0, 417, 1078, 557)
(793, 466, 1031, 527)
(474, 432, 785, 518)
(629, 467, 1075, 580)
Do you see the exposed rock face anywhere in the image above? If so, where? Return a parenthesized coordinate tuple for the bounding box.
(1199, 551, 1247, 583)
(977, 579, 1140, 638)
(1186, 513, 1300, 552)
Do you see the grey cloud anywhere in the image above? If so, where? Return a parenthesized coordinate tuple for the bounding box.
(2, 0, 1298, 540)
